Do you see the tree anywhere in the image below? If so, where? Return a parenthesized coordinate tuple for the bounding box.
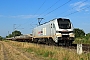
(0, 36, 3, 40)
(6, 30, 22, 38)
(8, 34, 13, 37)
(12, 30, 22, 37)
(85, 33, 90, 40)
(86, 33, 90, 37)
(74, 28, 85, 38)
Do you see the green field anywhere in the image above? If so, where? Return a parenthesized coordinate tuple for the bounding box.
(3, 40, 90, 60)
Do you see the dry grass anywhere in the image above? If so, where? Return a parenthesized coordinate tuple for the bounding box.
(5, 40, 90, 60)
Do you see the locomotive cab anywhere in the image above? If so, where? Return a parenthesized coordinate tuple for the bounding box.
(54, 18, 74, 45)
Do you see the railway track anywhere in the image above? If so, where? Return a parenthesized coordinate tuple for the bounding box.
(37, 42, 90, 53)
(9, 38, 90, 53)
(16, 39, 90, 53)
(30, 41, 90, 53)
(82, 44, 90, 52)
(62, 44, 90, 53)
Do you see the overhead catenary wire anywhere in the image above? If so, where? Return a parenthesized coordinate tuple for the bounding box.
(42, 0, 72, 17)
(19, 0, 71, 27)
(30, 0, 61, 26)
(16, 0, 46, 29)
(33, 0, 46, 16)
(37, 0, 61, 17)
(63, 5, 90, 17)
(29, 0, 72, 27)
(16, 0, 89, 33)
(55, 0, 88, 18)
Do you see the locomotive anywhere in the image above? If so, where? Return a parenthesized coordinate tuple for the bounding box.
(32, 18, 74, 45)
(6, 18, 74, 46)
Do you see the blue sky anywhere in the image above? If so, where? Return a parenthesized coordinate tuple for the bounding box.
(0, 0, 90, 37)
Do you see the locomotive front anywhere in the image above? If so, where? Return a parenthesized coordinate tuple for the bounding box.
(54, 18, 74, 45)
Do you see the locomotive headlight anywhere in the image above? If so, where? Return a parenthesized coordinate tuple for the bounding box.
(56, 33, 62, 37)
(69, 33, 74, 37)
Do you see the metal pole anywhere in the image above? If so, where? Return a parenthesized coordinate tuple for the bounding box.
(13, 24, 16, 38)
(8, 31, 9, 35)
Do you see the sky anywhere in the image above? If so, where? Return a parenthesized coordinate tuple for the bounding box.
(0, 0, 90, 37)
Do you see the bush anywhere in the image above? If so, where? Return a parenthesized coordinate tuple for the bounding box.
(0, 36, 3, 40)
(74, 37, 90, 44)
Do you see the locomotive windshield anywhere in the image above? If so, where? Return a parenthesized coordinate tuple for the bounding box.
(57, 18, 71, 29)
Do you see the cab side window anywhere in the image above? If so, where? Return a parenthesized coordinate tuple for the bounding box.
(53, 23, 55, 28)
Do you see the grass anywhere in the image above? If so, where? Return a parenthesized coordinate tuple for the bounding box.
(22, 46, 56, 60)
(74, 37, 90, 44)
(3, 40, 90, 60)
(74, 40, 90, 44)
(3, 40, 10, 42)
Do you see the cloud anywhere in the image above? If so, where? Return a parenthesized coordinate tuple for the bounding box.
(70, 1, 89, 12)
(81, 22, 90, 25)
(9, 15, 38, 19)
(85, 9, 89, 12)
(0, 15, 4, 17)
(0, 14, 38, 19)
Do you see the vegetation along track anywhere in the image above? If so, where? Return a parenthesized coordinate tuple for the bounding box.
(62, 44, 90, 53)
(0, 41, 31, 60)
(0, 40, 90, 60)
(12, 38, 90, 53)
(82, 44, 90, 52)
(10, 39, 90, 53)
(33, 42, 90, 53)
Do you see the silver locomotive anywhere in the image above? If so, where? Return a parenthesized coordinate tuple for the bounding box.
(32, 18, 74, 45)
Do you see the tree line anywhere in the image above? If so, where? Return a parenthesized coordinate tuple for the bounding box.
(74, 28, 90, 44)
(0, 30, 22, 40)
(0, 28, 90, 43)
(6, 30, 22, 38)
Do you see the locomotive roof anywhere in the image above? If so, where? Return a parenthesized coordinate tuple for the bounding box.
(38, 18, 70, 26)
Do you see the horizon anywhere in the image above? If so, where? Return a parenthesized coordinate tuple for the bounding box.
(0, 0, 90, 37)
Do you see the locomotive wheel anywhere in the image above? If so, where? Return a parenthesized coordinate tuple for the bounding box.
(46, 38, 54, 45)
(69, 41, 72, 46)
(46, 39, 49, 45)
(49, 38, 52, 45)
(33, 38, 38, 43)
(48, 38, 55, 45)
(66, 42, 69, 47)
(54, 42, 59, 46)
(65, 41, 71, 47)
